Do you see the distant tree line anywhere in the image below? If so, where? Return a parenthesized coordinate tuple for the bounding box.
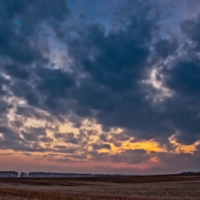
(0, 171, 125, 178)
(1, 171, 198, 178)
(0, 171, 18, 177)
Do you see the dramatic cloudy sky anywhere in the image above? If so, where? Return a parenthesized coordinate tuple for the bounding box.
(1, 0, 200, 175)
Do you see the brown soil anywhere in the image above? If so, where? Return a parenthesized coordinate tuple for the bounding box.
(0, 174, 200, 200)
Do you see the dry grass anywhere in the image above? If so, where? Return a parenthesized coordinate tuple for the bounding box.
(0, 174, 200, 200)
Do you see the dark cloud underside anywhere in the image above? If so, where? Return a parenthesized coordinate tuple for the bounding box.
(0, 0, 200, 173)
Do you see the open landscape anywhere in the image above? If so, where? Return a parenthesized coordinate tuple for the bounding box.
(0, 174, 200, 200)
(1, 1, 200, 200)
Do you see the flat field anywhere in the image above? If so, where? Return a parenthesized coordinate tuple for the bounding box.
(0, 174, 200, 200)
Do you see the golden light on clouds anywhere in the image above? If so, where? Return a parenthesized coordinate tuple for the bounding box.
(98, 139, 167, 154)
(121, 140, 166, 152)
(169, 135, 199, 154)
(1, 106, 199, 174)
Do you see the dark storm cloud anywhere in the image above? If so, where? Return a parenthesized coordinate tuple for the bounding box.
(0, 126, 45, 152)
(0, 126, 22, 146)
(91, 143, 111, 150)
(99, 132, 130, 147)
(53, 146, 80, 154)
(0, 125, 54, 152)
(21, 127, 47, 142)
(5, 64, 30, 80)
(64, 9, 200, 145)
(0, 0, 69, 63)
(54, 145, 67, 149)
(181, 15, 200, 49)
(54, 132, 83, 145)
(16, 106, 54, 122)
(154, 39, 177, 58)
(89, 151, 110, 162)
(35, 67, 75, 114)
(158, 15, 200, 145)
(110, 149, 150, 164)
(0, 0, 73, 117)
(88, 149, 150, 164)
(66, 12, 175, 141)
(0, 0, 200, 165)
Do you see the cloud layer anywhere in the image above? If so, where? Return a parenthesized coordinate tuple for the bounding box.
(0, 0, 200, 174)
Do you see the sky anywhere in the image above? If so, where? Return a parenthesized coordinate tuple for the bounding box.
(0, 0, 200, 175)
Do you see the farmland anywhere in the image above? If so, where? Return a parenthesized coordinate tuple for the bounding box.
(0, 174, 200, 200)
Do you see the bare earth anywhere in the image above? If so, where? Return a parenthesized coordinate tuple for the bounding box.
(0, 174, 200, 200)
